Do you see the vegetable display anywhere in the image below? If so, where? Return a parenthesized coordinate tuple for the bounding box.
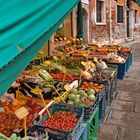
(43, 111, 78, 131)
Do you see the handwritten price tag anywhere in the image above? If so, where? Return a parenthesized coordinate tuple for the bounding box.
(44, 60, 51, 65)
(15, 107, 29, 120)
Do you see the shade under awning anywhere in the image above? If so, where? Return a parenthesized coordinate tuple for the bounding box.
(0, 0, 80, 96)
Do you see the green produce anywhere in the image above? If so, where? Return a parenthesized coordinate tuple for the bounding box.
(77, 90, 85, 96)
(88, 94, 95, 101)
(82, 92, 88, 97)
(70, 89, 78, 94)
(67, 89, 96, 107)
(67, 100, 74, 105)
(75, 94, 81, 99)
(74, 98, 80, 105)
(87, 89, 96, 95)
(68, 94, 76, 100)
(39, 69, 53, 81)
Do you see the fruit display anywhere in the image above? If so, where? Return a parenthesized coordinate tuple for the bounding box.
(0, 38, 128, 138)
(54, 37, 83, 54)
(43, 111, 78, 131)
(66, 88, 96, 107)
(0, 98, 43, 136)
(50, 73, 79, 82)
(9, 81, 67, 100)
(79, 81, 104, 92)
(92, 69, 114, 81)
(107, 54, 125, 64)
(0, 112, 34, 136)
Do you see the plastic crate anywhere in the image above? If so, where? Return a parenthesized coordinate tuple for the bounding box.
(109, 70, 117, 102)
(73, 123, 87, 140)
(83, 94, 99, 122)
(99, 94, 106, 125)
(61, 91, 99, 122)
(128, 53, 132, 67)
(84, 108, 99, 140)
(126, 57, 129, 72)
(38, 103, 84, 140)
(106, 60, 127, 80)
(130, 53, 132, 66)
(81, 79, 109, 103)
(117, 74, 124, 80)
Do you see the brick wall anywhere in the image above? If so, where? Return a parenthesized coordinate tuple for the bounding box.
(89, 0, 140, 44)
(133, 2, 140, 38)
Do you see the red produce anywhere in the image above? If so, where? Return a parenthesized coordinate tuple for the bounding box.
(43, 111, 78, 131)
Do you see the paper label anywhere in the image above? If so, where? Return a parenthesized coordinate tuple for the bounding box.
(64, 85, 72, 91)
(44, 60, 51, 65)
(15, 107, 29, 120)
(69, 80, 79, 89)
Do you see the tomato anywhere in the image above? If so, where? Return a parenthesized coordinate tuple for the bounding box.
(43, 111, 78, 131)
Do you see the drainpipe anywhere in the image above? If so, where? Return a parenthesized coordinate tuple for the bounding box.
(109, 0, 112, 45)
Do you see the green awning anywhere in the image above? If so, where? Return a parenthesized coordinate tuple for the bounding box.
(137, 0, 140, 6)
(0, 0, 80, 96)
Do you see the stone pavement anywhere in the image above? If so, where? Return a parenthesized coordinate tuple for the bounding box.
(98, 41, 140, 140)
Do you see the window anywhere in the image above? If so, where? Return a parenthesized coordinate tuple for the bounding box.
(96, 0, 105, 24)
(135, 10, 138, 24)
(117, 5, 123, 23)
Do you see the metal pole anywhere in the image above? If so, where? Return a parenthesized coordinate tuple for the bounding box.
(109, 0, 112, 45)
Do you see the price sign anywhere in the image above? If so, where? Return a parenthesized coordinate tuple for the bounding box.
(94, 57, 98, 63)
(82, 53, 87, 58)
(15, 107, 29, 120)
(64, 84, 72, 91)
(31, 86, 43, 95)
(69, 80, 79, 89)
(53, 56, 59, 61)
(44, 60, 51, 65)
(61, 54, 66, 60)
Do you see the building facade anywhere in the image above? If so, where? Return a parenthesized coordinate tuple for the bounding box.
(89, 0, 140, 44)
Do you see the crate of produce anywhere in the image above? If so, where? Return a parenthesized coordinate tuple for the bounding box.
(62, 88, 99, 122)
(80, 80, 108, 100)
(38, 103, 84, 140)
(107, 62, 126, 80)
(83, 108, 99, 140)
(53, 80, 79, 103)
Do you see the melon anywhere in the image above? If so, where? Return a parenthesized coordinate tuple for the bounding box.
(87, 89, 96, 95)
(70, 89, 78, 94)
(68, 94, 76, 100)
(67, 100, 74, 105)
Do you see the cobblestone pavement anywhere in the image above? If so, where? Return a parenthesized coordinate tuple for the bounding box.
(98, 41, 140, 140)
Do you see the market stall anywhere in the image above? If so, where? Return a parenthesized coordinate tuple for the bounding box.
(0, 1, 133, 140)
(0, 0, 80, 96)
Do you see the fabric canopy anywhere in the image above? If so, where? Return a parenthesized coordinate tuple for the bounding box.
(137, 0, 140, 6)
(0, 0, 80, 96)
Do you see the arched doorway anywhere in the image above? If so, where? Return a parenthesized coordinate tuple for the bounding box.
(82, 8, 89, 42)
